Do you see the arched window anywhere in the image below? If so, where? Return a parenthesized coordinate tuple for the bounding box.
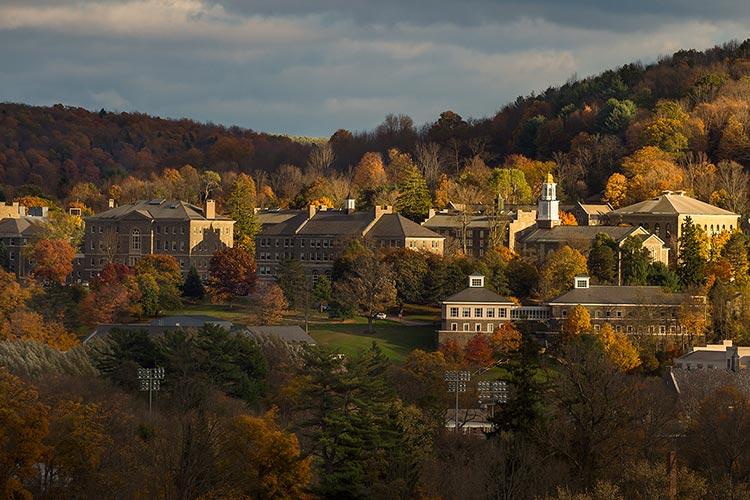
(130, 229, 141, 253)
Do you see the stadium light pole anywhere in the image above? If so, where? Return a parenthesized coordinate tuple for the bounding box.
(138, 367, 165, 414)
(444, 370, 470, 432)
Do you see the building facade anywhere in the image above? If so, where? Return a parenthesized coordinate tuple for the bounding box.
(606, 191, 740, 255)
(255, 201, 444, 282)
(80, 199, 234, 281)
(548, 275, 707, 344)
(438, 274, 550, 346)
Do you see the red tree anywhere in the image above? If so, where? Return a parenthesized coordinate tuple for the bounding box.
(207, 247, 257, 303)
(30, 239, 75, 285)
(464, 333, 493, 367)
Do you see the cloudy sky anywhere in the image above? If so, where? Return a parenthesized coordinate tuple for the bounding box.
(1, 1, 749, 136)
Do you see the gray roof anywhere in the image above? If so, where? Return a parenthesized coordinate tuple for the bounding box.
(298, 210, 373, 235)
(368, 213, 442, 239)
(244, 325, 315, 343)
(0, 216, 47, 237)
(149, 315, 233, 330)
(549, 285, 691, 305)
(577, 202, 612, 215)
(87, 200, 231, 221)
(443, 286, 515, 304)
(610, 192, 738, 217)
(520, 225, 641, 244)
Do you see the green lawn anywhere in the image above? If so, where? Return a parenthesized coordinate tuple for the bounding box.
(165, 302, 438, 363)
(308, 319, 436, 362)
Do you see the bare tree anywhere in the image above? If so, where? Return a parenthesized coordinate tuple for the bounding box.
(306, 143, 335, 178)
(271, 164, 303, 204)
(682, 152, 717, 202)
(716, 160, 750, 216)
(449, 183, 486, 255)
(415, 142, 444, 191)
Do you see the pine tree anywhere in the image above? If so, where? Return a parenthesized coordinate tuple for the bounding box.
(721, 231, 749, 285)
(396, 161, 432, 221)
(226, 173, 259, 253)
(181, 265, 205, 299)
(678, 217, 707, 288)
(588, 233, 617, 284)
(620, 236, 651, 285)
(276, 258, 307, 309)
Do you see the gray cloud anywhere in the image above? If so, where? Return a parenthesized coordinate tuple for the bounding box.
(0, 0, 749, 136)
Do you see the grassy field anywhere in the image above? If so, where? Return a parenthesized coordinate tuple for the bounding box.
(165, 301, 439, 363)
(308, 319, 436, 362)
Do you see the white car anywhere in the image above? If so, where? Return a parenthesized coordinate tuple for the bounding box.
(374, 312, 387, 320)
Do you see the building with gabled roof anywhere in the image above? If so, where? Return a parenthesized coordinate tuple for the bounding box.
(0, 216, 48, 279)
(80, 199, 234, 281)
(256, 199, 443, 282)
(548, 275, 706, 344)
(571, 201, 612, 226)
(607, 191, 740, 253)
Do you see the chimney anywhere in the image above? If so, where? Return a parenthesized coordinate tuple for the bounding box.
(308, 204, 317, 219)
(205, 199, 216, 220)
(108, 198, 115, 208)
(374, 205, 393, 220)
(428, 208, 436, 219)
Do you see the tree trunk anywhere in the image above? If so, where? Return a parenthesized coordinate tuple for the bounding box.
(367, 316, 374, 333)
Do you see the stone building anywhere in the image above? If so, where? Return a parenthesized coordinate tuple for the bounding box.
(548, 275, 707, 345)
(0, 216, 47, 279)
(80, 199, 233, 281)
(255, 200, 444, 282)
(437, 274, 550, 346)
(515, 175, 670, 266)
(421, 205, 536, 257)
(571, 202, 612, 226)
(607, 191, 740, 255)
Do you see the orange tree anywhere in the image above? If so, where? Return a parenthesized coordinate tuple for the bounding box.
(207, 247, 257, 304)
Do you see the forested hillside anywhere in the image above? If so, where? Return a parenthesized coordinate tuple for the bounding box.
(4, 39, 750, 214)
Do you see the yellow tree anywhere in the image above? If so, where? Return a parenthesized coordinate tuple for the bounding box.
(491, 322, 522, 358)
(353, 152, 387, 190)
(620, 146, 684, 204)
(603, 173, 629, 208)
(219, 410, 311, 499)
(541, 246, 588, 299)
(563, 304, 591, 337)
(0, 369, 49, 499)
(559, 210, 578, 226)
(596, 323, 641, 371)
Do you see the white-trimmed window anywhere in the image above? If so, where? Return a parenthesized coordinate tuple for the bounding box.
(450, 307, 459, 318)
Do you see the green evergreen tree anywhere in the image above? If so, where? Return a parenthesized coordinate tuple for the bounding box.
(295, 343, 406, 499)
(491, 336, 545, 434)
(396, 161, 432, 221)
(588, 233, 617, 284)
(276, 258, 307, 309)
(721, 231, 749, 285)
(226, 173, 259, 253)
(312, 275, 332, 311)
(678, 217, 707, 288)
(646, 261, 680, 291)
(621, 236, 650, 285)
(182, 265, 205, 299)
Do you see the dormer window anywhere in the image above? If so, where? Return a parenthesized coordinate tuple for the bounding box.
(574, 276, 590, 289)
(469, 274, 485, 288)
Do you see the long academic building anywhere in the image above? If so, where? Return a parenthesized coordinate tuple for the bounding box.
(78, 199, 234, 281)
(255, 199, 444, 283)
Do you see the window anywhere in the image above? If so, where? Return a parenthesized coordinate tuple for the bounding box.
(593, 324, 600, 331)
(562, 310, 568, 318)
(463, 323, 469, 331)
(487, 323, 493, 332)
(500, 308, 507, 318)
(487, 308, 495, 318)
(475, 323, 481, 332)
(470, 278, 482, 287)
(474, 308, 483, 318)
(130, 229, 141, 252)
(450, 307, 459, 318)
(462, 308, 470, 318)
(451, 323, 457, 331)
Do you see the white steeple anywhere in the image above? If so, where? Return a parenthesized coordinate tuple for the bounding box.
(537, 173, 560, 229)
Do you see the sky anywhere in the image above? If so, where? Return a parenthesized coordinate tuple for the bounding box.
(1, 1, 749, 137)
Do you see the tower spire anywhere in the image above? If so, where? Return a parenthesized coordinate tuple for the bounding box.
(537, 173, 560, 229)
